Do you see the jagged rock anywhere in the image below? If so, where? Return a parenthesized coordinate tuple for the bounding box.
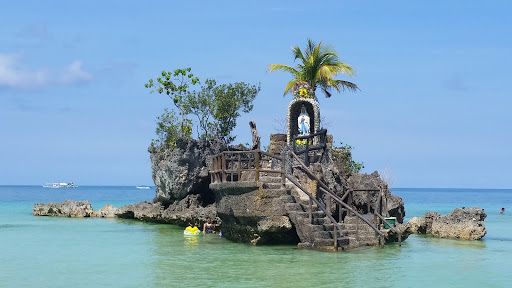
(348, 171, 405, 223)
(33, 200, 94, 217)
(149, 138, 229, 204)
(405, 216, 427, 234)
(212, 183, 298, 245)
(161, 194, 219, 227)
(116, 201, 164, 222)
(405, 207, 486, 240)
(91, 204, 119, 218)
(382, 223, 413, 243)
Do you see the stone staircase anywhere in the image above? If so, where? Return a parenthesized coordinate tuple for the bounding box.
(285, 190, 359, 251)
(342, 214, 381, 247)
(259, 174, 382, 251)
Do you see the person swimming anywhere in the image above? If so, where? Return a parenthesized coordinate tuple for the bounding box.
(203, 217, 216, 234)
(499, 208, 505, 214)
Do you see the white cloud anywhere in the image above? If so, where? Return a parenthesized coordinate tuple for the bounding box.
(0, 52, 92, 89)
(58, 60, 92, 84)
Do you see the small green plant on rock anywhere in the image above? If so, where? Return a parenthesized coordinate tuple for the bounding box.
(331, 141, 364, 178)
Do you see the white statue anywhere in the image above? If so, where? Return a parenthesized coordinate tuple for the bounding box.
(298, 105, 310, 136)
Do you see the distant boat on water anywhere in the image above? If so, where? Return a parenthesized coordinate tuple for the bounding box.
(43, 182, 77, 188)
(135, 186, 151, 189)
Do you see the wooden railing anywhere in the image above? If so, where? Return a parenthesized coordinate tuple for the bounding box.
(330, 188, 401, 246)
(292, 129, 327, 166)
(285, 175, 344, 251)
(210, 150, 285, 187)
(289, 151, 400, 247)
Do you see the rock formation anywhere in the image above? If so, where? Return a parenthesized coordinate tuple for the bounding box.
(347, 172, 405, 223)
(91, 204, 119, 218)
(149, 138, 229, 204)
(404, 207, 487, 240)
(34, 196, 219, 229)
(34, 200, 95, 217)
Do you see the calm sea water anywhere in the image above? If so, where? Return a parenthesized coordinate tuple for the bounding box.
(0, 186, 511, 288)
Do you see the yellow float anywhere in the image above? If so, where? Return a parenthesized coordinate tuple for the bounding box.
(184, 226, 200, 236)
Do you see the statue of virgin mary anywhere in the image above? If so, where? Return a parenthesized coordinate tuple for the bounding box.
(298, 105, 310, 136)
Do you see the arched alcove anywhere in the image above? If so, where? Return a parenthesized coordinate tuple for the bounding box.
(287, 98, 320, 145)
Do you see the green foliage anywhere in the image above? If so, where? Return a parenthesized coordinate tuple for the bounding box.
(150, 109, 192, 149)
(146, 67, 260, 146)
(211, 82, 260, 143)
(183, 79, 217, 140)
(268, 39, 358, 98)
(145, 68, 200, 139)
(332, 141, 364, 177)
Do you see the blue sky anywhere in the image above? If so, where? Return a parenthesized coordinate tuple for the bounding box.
(1, 1, 511, 188)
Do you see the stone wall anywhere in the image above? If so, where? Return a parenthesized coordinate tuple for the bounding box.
(269, 133, 287, 155)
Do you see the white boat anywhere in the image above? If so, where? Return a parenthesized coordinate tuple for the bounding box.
(43, 182, 77, 188)
(136, 186, 151, 189)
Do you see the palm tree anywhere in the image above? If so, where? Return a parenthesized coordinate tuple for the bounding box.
(268, 39, 358, 98)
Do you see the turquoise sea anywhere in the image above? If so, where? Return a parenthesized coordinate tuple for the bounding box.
(0, 186, 511, 288)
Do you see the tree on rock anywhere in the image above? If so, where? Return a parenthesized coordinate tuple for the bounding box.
(145, 68, 260, 147)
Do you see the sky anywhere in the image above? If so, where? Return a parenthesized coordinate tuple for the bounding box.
(1, 0, 511, 188)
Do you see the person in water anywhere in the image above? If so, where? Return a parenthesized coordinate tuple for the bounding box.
(203, 217, 216, 234)
(499, 208, 505, 214)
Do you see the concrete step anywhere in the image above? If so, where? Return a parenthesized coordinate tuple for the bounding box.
(279, 195, 294, 202)
(313, 238, 335, 247)
(285, 203, 303, 212)
(263, 183, 284, 189)
(305, 224, 325, 232)
(316, 236, 359, 247)
(341, 223, 378, 233)
(298, 237, 359, 251)
(312, 218, 328, 225)
(259, 176, 283, 183)
(263, 188, 288, 195)
(338, 237, 359, 250)
(294, 211, 326, 219)
(313, 230, 348, 239)
(354, 237, 380, 246)
(344, 214, 378, 225)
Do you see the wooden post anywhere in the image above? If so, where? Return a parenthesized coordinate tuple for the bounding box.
(334, 224, 338, 251)
(281, 156, 286, 188)
(221, 153, 226, 182)
(366, 191, 371, 214)
(339, 204, 342, 223)
(309, 199, 313, 224)
(305, 142, 310, 167)
(326, 194, 331, 218)
(356, 218, 359, 240)
(255, 151, 260, 182)
(237, 154, 241, 182)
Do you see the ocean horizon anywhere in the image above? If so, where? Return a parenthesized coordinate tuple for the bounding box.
(1, 186, 510, 287)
